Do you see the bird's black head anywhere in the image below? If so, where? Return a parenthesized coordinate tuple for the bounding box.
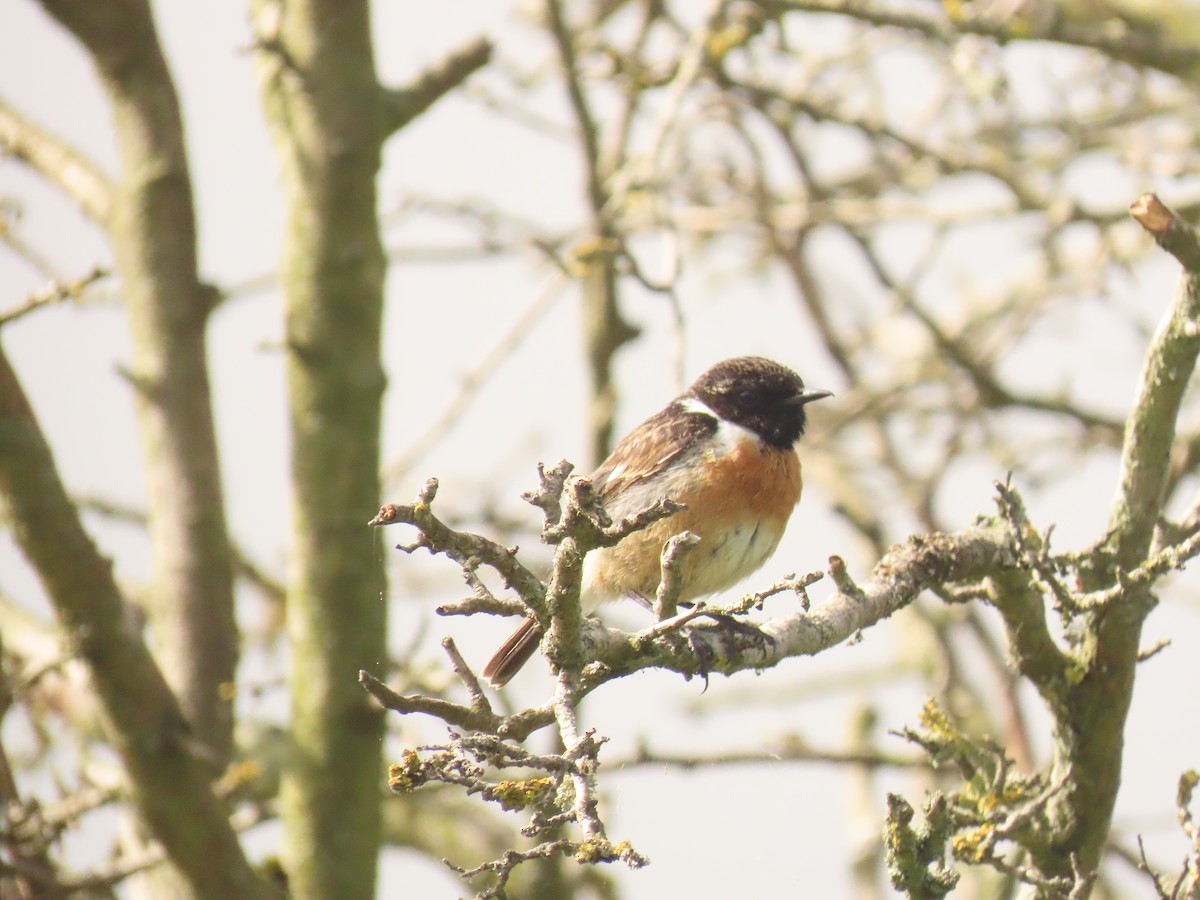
(688, 356, 832, 449)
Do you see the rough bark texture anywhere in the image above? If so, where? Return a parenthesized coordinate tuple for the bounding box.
(250, 2, 388, 897)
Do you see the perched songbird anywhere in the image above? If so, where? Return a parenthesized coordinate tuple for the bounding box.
(482, 356, 831, 687)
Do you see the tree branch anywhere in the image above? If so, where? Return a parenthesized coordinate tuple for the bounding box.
(381, 36, 493, 136)
(766, 0, 1200, 79)
(586, 520, 1016, 682)
(1037, 192, 1200, 887)
(0, 96, 114, 223)
(1105, 194, 1200, 569)
(0, 266, 108, 328)
(986, 482, 1071, 713)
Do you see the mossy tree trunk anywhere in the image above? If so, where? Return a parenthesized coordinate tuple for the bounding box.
(250, 2, 388, 897)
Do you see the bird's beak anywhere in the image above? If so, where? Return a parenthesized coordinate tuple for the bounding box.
(786, 388, 833, 406)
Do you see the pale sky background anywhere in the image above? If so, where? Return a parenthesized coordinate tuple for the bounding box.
(1, 3, 1198, 897)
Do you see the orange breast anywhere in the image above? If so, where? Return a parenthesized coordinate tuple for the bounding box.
(581, 439, 802, 609)
(684, 437, 802, 532)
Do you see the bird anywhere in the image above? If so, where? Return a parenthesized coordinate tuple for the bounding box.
(481, 355, 832, 687)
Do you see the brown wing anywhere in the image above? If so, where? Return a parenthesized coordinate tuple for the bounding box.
(483, 404, 717, 685)
(590, 403, 716, 508)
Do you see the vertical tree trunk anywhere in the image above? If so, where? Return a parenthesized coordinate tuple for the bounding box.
(32, 3, 240, 895)
(251, 2, 388, 896)
(37, 0, 238, 766)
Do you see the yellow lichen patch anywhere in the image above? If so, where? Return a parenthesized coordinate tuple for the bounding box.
(483, 777, 554, 812)
(387, 749, 424, 793)
(972, 782, 1028, 815)
(611, 841, 640, 865)
(573, 837, 647, 868)
(951, 823, 995, 863)
(1177, 769, 1198, 808)
(575, 836, 617, 864)
(942, 0, 966, 22)
(918, 697, 955, 739)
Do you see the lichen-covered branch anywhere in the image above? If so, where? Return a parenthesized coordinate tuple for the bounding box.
(585, 519, 1017, 682)
(876, 194, 1200, 896)
(365, 463, 1034, 894)
(249, 1, 389, 894)
(1031, 194, 1200, 888)
(371, 473, 1022, 709)
(372, 478, 548, 620)
(385, 729, 645, 898)
(1104, 196, 1200, 569)
(986, 483, 1072, 714)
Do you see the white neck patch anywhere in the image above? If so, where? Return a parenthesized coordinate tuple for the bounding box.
(678, 396, 718, 419)
(679, 396, 761, 453)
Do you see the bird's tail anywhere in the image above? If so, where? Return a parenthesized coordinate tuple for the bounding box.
(481, 617, 543, 687)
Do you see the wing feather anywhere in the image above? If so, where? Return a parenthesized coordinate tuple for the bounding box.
(590, 403, 716, 514)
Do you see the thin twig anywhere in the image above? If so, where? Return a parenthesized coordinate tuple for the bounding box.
(0, 267, 108, 327)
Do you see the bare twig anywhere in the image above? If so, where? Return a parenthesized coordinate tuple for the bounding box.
(441, 637, 492, 715)
(610, 738, 929, 772)
(0, 267, 108, 327)
(371, 478, 548, 621)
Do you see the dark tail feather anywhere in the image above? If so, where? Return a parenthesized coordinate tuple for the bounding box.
(482, 618, 543, 687)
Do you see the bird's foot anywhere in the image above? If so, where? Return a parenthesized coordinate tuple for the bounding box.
(686, 613, 775, 689)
